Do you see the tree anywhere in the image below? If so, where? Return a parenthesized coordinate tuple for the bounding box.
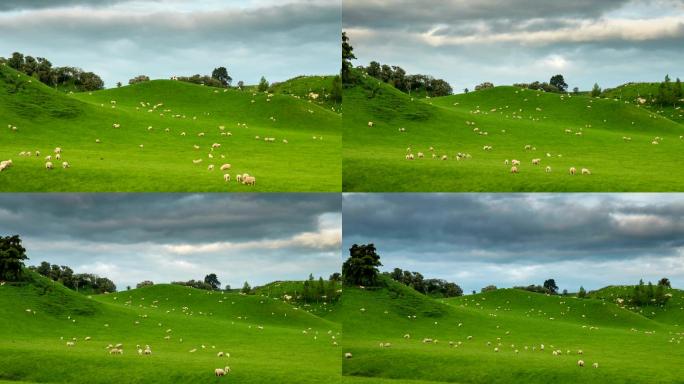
(329, 272, 341, 282)
(475, 82, 494, 91)
(126, 286, 131, 291)
(549, 74, 568, 92)
(204, 273, 221, 290)
(0, 235, 28, 281)
(675, 78, 683, 99)
(342, 31, 357, 85)
(116, 82, 122, 88)
(577, 286, 586, 298)
(224, 284, 231, 291)
(136, 280, 154, 289)
(257, 76, 269, 92)
(128, 75, 150, 85)
(237, 80, 244, 89)
(241, 281, 251, 294)
(78, 72, 104, 91)
(562, 289, 568, 296)
(341, 244, 382, 286)
(463, 88, 469, 94)
(481, 285, 497, 293)
(330, 75, 342, 103)
(573, 87, 579, 94)
(591, 83, 601, 97)
(366, 61, 381, 78)
(543, 279, 559, 294)
(658, 278, 671, 288)
(211, 67, 232, 87)
(7, 52, 24, 70)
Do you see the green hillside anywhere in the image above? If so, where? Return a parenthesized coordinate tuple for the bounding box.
(343, 73, 684, 191)
(0, 64, 341, 191)
(338, 278, 684, 383)
(588, 285, 684, 326)
(0, 273, 341, 383)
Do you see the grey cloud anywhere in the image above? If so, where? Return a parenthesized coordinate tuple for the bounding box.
(0, 0, 128, 11)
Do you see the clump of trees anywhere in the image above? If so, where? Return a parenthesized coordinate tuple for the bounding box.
(361, 60, 453, 97)
(30, 261, 116, 293)
(631, 279, 672, 306)
(3, 52, 104, 91)
(211, 67, 232, 87)
(514, 279, 559, 295)
(136, 280, 154, 288)
(481, 285, 498, 293)
(475, 82, 494, 91)
(257, 76, 269, 92)
(300, 274, 341, 303)
(172, 273, 224, 291)
(342, 243, 382, 286)
(656, 75, 683, 106)
(129, 75, 150, 85)
(0, 235, 28, 281)
(386, 268, 463, 298)
(591, 83, 602, 97)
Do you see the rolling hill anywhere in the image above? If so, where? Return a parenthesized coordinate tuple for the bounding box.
(343, 72, 684, 191)
(337, 277, 684, 383)
(0, 64, 341, 192)
(0, 273, 341, 383)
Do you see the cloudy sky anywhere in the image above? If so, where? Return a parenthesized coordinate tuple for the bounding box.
(0, 194, 341, 290)
(344, 0, 684, 92)
(343, 194, 684, 293)
(0, 0, 340, 87)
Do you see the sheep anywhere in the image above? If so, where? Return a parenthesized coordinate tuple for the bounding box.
(592, 362, 599, 368)
(223, 174, 231, 182)
(243, 176, 256, 186)
(55, 154, 61, 160)
(577, 360, 585, 367)
(217, 351, 225, 357)
(545, 166, 551, 173)
(367, 121, 374, 127)
(504, 159, 509, 165)
(62, 162, 70, 169)
(511, 160, 520, 166)
(66, 341, 75, 347)
(441, 155, 448, 161)
(45, 155, 52, 161)
(220, 164, 231, 171)
(569, 167, 577, 175)
(405, 154, 415, 160)
(193, 159, 203, 164)
(578, 350, 583, 355)
(344, 352, 353, 359)
(581, 168, 591, 175)
(144, 347, 152, 355)
(531, 158, 541, 165)
(45, 161, 54, 170)
(510, 166, 519, 174)
(109, 348, 123, 355)
(417, 152, 424, 158)
(208, 164, 215, 171)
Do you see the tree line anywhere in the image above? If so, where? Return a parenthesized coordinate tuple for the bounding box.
(1, 52, 104, 91)
(386, 268, 463, 298)
(29, 261, 116, 294)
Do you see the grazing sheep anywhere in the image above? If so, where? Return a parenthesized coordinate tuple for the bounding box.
(243, 176, 256, 186)
(592, 362, 599, 368)
(220, 164, 231, 171)
(66, 341, 75, 347)
(417, 152, 424, 158)
(344, 352, 353, 359)
(441, 155, 448, 161)
(214, 368, 226, 377)
(223, 174, 231, 182)
(510, 166, 519, 174)
(45, 155, 52, 161)
(569, 167, 577, 175)
(581, 168, 591, 175)
(405, 154, 414, 160)
(62, 162, 70, 169)
(504, 159, 509, 165)
(193, 159, 203, 164)
(217, 351, 224, 357)
(55, 154, 61, 160)
(367, 121, 374, 127)
(208, 164, 215, 171)
(545, 166, 551, 173)
(532, 158, 541, 165)
(45, 161, 54, 170)
(578, 360, 585, 367)
(511, 159, 520, 166)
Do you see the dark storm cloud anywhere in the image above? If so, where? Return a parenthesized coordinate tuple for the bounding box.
(0, 1, 340, 87)
(343, 0, 630, 29)
(342, 194, 684, 291)
(343, 0, 684, 90)
(0, 194, 339, 245)
(342, 194, 684, 264)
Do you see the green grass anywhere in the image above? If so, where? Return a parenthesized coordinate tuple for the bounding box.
(0, 64, 341, 191)
(343, 72, 684, 191)
(0, 273, 341, 383)
(337, 277, 684, 383)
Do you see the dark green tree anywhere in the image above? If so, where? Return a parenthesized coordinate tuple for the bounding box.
(136, 280, 154, 288)
(241, 281, 251, 294)
(204, 273, 221, 290)
(0, 235, 28, 281)
(257, 76, 269, 92)
(543, 279, 559, 294)
(211, 67, 232, 87)
(329, 272, 341, 282)
(342, 31, 356, 85)
(341, 243, 382, 286)
(128, 75, 150, 85)
(578, 286, 586, 298)
(366, 61, 381, 78)
(481, 285, 497, 293)
(549, 74, 568, 92)
(658, 278, 671, 288)
(591, 83, 601, 97)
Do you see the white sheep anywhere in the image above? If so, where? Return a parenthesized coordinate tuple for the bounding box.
(545, 166, 551, 173)
(510, 166, 519, 174)
(581, 168, 591, 175)
(62, 162, 70, 169)
(367, 121, 374, 127)
(532, 158, 541, 165)
(511, 159, 520, 166)
(578, 360, 585, 367)
(243, 176, 256, 186)
(344, 352, 353, 359)
(45, 161, 54, 170)
(592, 362, 599, 368)
(208, 164, 215, 171)
(45, 155, 52, 161)
(569, 167, 577, 175)
(223, 174, 231, 182)
(220, 164, 231, 171)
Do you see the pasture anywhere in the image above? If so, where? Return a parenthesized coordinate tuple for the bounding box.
(0, 65, 341, 192)
(338, 278, 684, 384)
(343, 73, 684, 192)
(0, 273, 341, 383)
